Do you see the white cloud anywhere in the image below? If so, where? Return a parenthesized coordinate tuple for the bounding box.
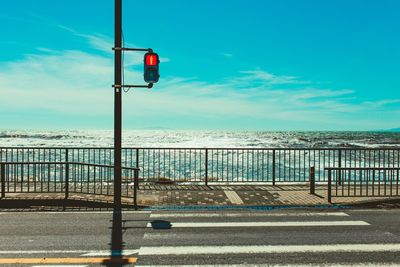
(58, 24, 170, 67)
(0, 29, 399, 130)
(58, 25, 112, 53)
(238, 70, 303, 85)
(221, 53, 233, 58)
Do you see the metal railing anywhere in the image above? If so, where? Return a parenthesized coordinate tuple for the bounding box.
(0, 161, 139, 200)
(326, 167, 400, 203)
(1, 147, 399, 185)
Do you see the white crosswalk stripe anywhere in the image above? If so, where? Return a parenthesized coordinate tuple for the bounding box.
(138, 243, 400, 255)
(31, 266, 88, 267)
(80, 249, 138, 256)
(147, 220, 369, 228)
(150, 212, 349, 218)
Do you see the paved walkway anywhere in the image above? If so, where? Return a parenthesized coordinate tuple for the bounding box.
(1, 184, 400, 210)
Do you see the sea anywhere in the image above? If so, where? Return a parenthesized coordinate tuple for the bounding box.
(0, 129, 400, 148)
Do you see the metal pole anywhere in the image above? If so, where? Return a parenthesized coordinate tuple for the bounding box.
(114, 0, 122, 211)
(65, 149, 69, 200)
(134, 169, 139, 210)
(205, 149, 208, 186)
(338, 149, 342, 185)
(135, 148, 139, 190)
(328, 169, 332, 203)
(1, 163, 5, 199)
(272, 149, 276, 186)
(309, 166, 315, 195)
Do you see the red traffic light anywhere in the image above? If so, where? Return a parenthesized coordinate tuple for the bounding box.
(144, 52, 160, 83)
(145, 53, 159, 66)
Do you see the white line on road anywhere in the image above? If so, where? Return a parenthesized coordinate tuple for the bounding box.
(147, 220, 369, 228)
(138, 243, 400, 255)
(31, 266, 89, 267)
(224, 190, 244, 204)
(81, 249, 138, 256)
(0, 249, 138, 255)
(150, 212, 349, 218)
(135, 264, 400, 267)
(0, 250, 91, 255)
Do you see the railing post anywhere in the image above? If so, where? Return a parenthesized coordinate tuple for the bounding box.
(328, 169, 332, 203)
(309, 166, 315, 195)
(1, 163, 5, 199)
(272, 149, 276, 186)
(134, 168, 139, 210)
(338, 149, 342, 185)
(205, 149, 208, 186)
(65, 149, 69, 200)
(135, 148, 140, 189)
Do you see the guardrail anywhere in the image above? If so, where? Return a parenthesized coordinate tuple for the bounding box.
(0, 161, 139, 202)
(1, 147, 399, 185)
(326, 167, 400, 203)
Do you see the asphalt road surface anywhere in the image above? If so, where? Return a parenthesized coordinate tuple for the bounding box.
(0, 208, 400, 266)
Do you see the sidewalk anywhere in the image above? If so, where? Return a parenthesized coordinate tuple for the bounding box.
(136, 185, 325, 206)
(1, 184, 400, 210)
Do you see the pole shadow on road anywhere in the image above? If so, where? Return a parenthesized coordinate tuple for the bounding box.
(103, 209, 130, 267)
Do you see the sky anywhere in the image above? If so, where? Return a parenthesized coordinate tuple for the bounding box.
(0, 0, 399, 131)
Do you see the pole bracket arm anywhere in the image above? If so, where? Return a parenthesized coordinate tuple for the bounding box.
(113, 47, 153, 53)
(113, 83, 153, 89)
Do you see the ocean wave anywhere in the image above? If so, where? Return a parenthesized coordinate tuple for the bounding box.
(0, 132, 90, 140)
(0, 130, 399, 148)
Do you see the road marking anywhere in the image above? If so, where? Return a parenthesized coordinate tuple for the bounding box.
(147, 220, 369, 228)
(143, 232, 179, 240)
(0, 258, 137, 264)
(0, 250, 138, 255)
(31, 265, 88, 267)
(224, 190, 244, 204)
(0, 250, 91, 255)
(139, 243, 400, 255)
(150, 212, 349, 218)
(81, 249, 138, 256)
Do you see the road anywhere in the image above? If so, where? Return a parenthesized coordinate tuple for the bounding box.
(0, 209, 400, 266)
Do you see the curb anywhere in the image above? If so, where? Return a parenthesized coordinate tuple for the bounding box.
(144, 204, 351, 211)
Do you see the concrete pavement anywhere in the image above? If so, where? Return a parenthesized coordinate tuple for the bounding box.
(3, 184, 400, 210)
(0, 209, 400, 266)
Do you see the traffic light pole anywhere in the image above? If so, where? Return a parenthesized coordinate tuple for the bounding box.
(113, 0, 158, 210)
(114, 0, 122, 211)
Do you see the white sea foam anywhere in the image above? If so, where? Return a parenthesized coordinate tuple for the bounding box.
(0, 129, 399, 148)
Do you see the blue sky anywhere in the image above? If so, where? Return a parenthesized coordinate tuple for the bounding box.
(0, 0, 399, 131)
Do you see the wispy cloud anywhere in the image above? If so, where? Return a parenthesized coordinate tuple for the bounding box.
(238, 70, 303, 85)
(221, 53, 233, 58)
(58, 25, 112, 53)
(0, 28, 399, 130)
(58, 24, 170, 66)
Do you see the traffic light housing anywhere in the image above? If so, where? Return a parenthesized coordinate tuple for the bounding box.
(144, 52, 160, 83)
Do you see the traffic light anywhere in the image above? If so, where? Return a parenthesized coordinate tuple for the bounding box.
(144, 52, 160, 83)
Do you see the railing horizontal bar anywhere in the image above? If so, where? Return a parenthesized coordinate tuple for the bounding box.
(1, 147, 400, 151)
(0, 162, 139, 171)
(326, 167, 400, 171)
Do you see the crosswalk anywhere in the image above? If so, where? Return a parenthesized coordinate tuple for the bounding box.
(2, 210, 399, 266)
(135, 210, 400, 266)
